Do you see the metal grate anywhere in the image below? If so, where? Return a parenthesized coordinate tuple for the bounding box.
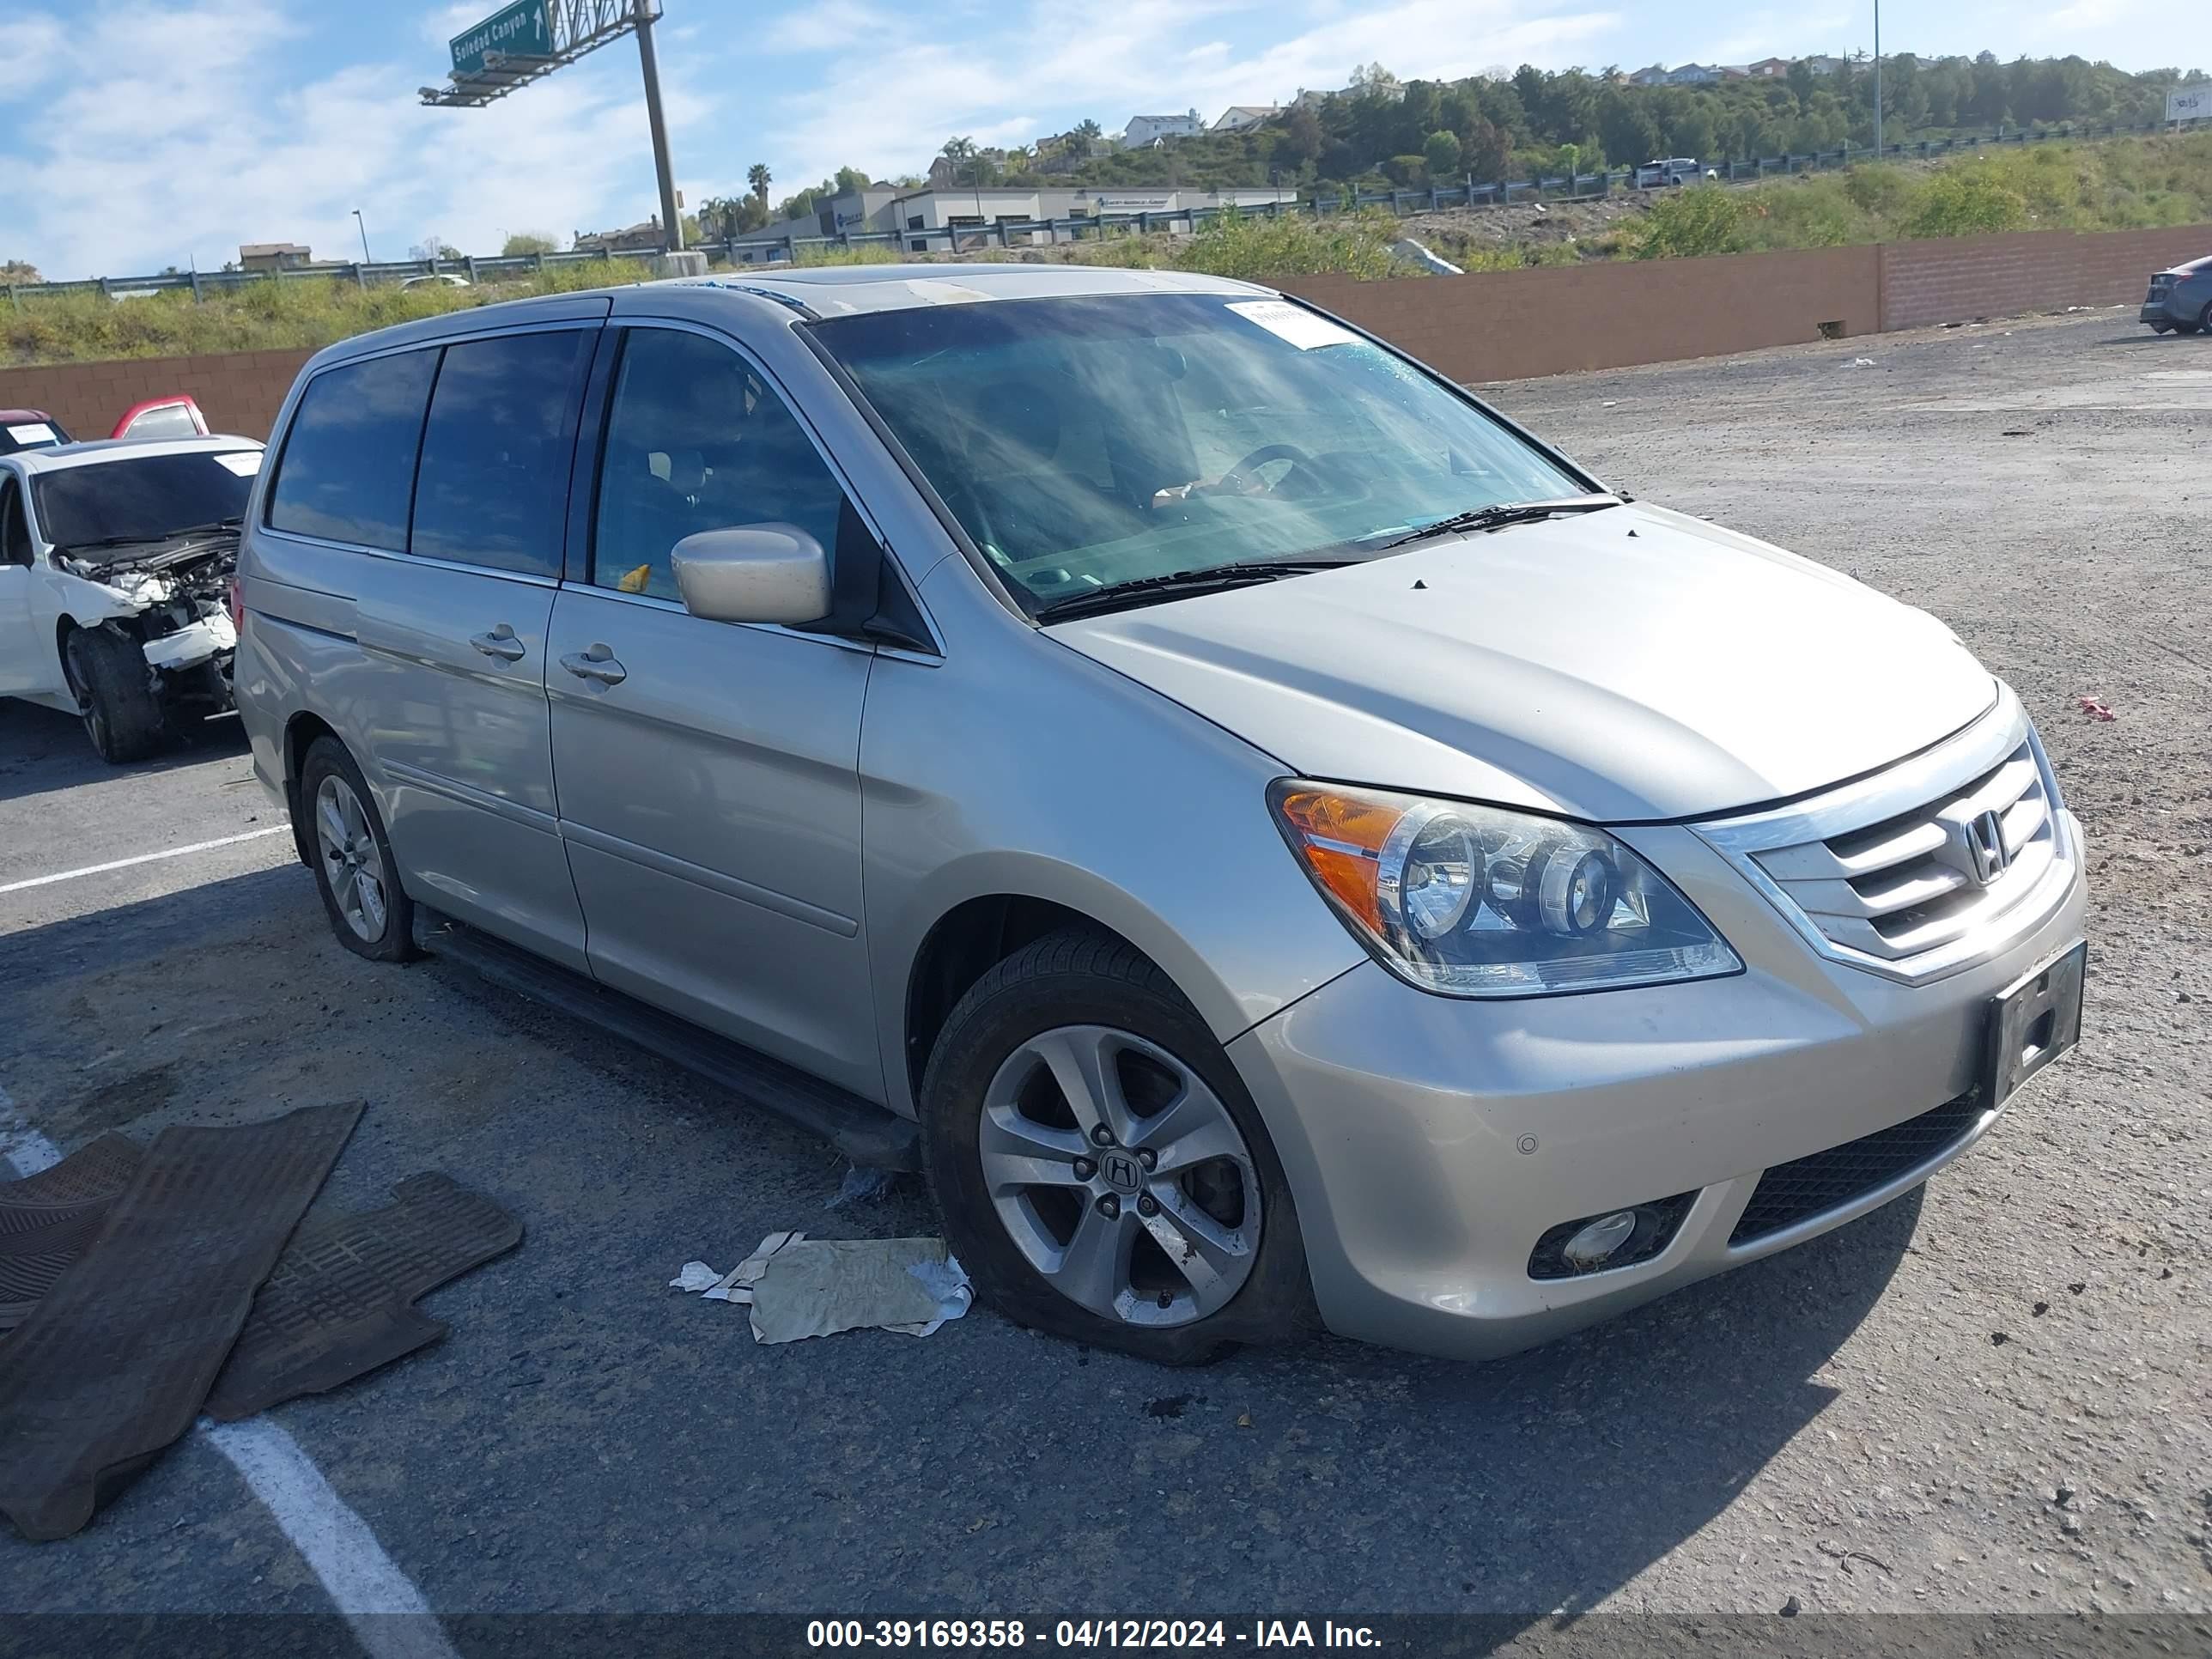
(1729, 1091, 1987, 1246)
(1751, 742, 2055, 965)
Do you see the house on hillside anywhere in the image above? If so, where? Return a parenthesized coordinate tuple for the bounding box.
(238, 242, 313, 271)
(1121, 109, 1205, 146)
(1627, 64, 1669, 86)
(573, 218, 667, 255)
(1212, 104, 1281, 132)
(1802, 55, 1843, 75)
(1665, 64, 1721, 84)
(1743, 57, 1791, 78)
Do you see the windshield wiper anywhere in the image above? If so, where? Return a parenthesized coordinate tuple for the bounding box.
(58, 517, 243, 556)
(1032, 559, 1352, 623)
(1376, 495, 1620, 550)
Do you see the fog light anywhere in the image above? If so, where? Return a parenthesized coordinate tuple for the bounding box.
(1563, 1210, 1637, 1269)
(1527, 1191, 1698, 1281)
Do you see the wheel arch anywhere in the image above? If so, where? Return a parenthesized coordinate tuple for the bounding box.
(281, 711, 343, 869)
(902, 894, 1158, 1107)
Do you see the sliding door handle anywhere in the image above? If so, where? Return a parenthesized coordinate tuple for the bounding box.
(469, 626, 526, 662)
(560, 646, 627, 686)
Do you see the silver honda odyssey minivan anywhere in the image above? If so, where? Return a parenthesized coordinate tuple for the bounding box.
(235, 266, 2086, 1364)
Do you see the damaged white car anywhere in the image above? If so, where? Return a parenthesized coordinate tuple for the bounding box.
(0, 435, 263, 762)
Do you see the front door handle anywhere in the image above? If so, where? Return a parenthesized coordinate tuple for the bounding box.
(470, 625, 526, 662)
(560, 645, 627, 686)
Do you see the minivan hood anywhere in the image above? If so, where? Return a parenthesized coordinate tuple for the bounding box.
(1047, 502, 1994, 822)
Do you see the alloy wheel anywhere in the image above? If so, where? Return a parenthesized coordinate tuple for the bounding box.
(314, 774, 390, 942)
(977, 1024, 1261, 1328)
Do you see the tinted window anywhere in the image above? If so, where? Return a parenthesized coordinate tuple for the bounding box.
(269, 350, 436, 550)
(32, 451, 259, 554)
(410, 330, 592, 575)
(1, 478, 30, 565)
(591, 329, 847, 601)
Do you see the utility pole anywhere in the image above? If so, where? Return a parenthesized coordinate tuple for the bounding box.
(633, 0, 684, 250)
(353, 208, 372, 263)
(1873, 0, 1883, 155)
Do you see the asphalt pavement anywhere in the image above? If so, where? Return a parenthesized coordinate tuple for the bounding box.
(0, 309, 2204, 1632)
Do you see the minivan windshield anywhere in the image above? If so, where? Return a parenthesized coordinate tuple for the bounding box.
(811, 293, 1589, 614)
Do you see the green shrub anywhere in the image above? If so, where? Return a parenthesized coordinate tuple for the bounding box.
(1904, 164, 2030, 237)
(1632, 185, 1749, 258)
(1173, 209, 1409, 281)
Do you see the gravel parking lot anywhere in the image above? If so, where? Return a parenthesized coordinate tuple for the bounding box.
(1, 309, 2205, 1631)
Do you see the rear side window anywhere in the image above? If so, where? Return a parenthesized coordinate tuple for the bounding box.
(268, 350, 436, 550)
(410, 330, 592, 575)
(1, 477, 30, 565)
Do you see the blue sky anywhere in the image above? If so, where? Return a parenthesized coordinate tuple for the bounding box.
(0, 0, 2182, 280)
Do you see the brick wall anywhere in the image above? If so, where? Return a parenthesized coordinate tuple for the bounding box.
(0, 348, 311, 446)
(0, 222, 2203, 431)
(1279, 245, 1882, 382)
(1878, 223, 2211, 331)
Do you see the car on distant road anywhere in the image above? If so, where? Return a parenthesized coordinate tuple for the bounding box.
(0, 435, 262, 760)
(2141, 255, 2212, 334)
(234, 266, 2086, 1364)
(1635, 157, 1702, 188)
(0, 410, 70, 455)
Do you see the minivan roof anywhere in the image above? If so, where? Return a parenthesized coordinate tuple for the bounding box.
(665, 264, 1267, 318)
(307, 264, 1273, 371)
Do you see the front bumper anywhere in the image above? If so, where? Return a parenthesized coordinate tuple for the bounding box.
(1227, 810, 2087, 1361)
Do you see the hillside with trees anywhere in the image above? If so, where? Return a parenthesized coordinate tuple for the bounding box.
(723, 52, 2200, 218)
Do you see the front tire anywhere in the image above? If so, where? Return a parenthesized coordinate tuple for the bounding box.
(64, 624, 166, 764)
(919, 927, 1311, 1364)
(300, 737, 414, 963)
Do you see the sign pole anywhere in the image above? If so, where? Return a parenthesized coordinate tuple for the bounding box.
(633, 0, 684, 252)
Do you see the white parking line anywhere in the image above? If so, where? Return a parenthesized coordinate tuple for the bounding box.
(0, 827, 289, 896)
(0, 1086, 457, 1657)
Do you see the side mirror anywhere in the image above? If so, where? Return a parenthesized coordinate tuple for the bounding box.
(671, 525, 831, 626)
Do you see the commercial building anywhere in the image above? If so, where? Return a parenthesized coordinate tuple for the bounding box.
(732, 185, 1302, 261)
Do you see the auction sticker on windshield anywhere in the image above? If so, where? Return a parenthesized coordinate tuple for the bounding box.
(6, 423, 58, 446)
(214, 452, 263, 476)
(1225, 300, 1358, 350)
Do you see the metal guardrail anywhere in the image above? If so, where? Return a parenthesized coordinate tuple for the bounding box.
(8, 113, 2209, 302)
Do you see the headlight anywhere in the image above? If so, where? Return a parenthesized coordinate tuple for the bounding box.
(1268, 781, 1741, 998)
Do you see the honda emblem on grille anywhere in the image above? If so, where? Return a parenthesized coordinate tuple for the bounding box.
(1962, 809, 2009, 885)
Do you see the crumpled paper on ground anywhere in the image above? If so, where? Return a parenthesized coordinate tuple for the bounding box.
(669, 1232, 972, 1342)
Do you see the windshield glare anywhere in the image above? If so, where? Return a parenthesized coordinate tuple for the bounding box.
(812, 292, 1586, 612)
(33, 451, 258, 552)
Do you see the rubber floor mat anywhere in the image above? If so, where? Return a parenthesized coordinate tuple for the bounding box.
(0, 1102, 361, 1540)
(0, 1133, 143, 1334)
(206, 1171, 521, 1422)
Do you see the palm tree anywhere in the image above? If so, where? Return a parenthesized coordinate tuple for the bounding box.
(941, 137, 977, 163)
(747, 162, 771, 210)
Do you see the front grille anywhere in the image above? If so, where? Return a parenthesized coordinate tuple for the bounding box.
(1729, 1091, 1987, 1245)
(1747, 741, 2056, 966)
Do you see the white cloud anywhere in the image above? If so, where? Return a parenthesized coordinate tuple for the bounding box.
(0, 15, 66, 100)
(0, 0, 720, 277)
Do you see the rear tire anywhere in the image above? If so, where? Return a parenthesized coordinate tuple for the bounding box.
(299, 737, 415, 963)
(64, 624, 165, 764)
(919, 927, 1313, 1364)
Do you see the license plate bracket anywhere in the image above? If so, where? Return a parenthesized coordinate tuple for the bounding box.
(1985, 940, 2086, 1108)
